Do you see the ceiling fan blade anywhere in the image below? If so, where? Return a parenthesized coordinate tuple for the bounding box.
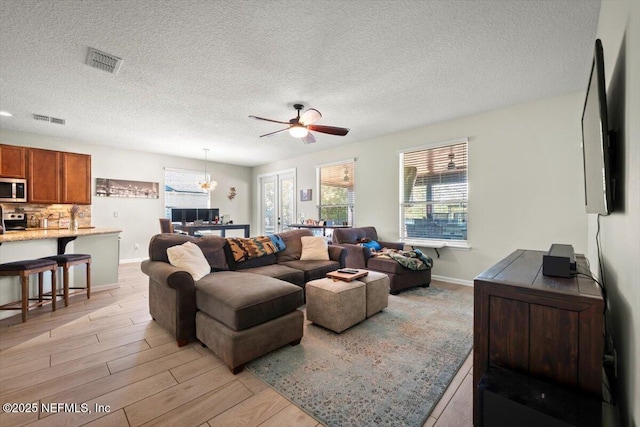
(249, 115, 290, 125)
(307, 125, 350, 136)
(300, 109, 322, 126)
(259, 128, 290, 138)
(301, 132, 316, 144)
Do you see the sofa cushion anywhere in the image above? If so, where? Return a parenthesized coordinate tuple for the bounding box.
(332, 226, 380, 244)
(367, 255, 419, 274)
(275, 229, 313, 262)
(166, 242, 211, 281)
(280, 259, 341, 282)
(226, 236, 281, 263)
(149, 233, 228, 271)
(300, 236, 330, 261)
(222, 238, 277, 271)
(237, 264, 305, 286)
(195, 271, 303, 331)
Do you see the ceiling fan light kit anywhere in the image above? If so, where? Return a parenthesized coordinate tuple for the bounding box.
(289, 124, 309, 138)
(249, 103, 349, 144)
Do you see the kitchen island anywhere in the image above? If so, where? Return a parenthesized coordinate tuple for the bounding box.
(0, 227, 121, 320)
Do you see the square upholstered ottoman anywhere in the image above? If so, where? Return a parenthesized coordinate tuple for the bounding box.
(358, 271, 390, 317)
(306, 278, 366, 333)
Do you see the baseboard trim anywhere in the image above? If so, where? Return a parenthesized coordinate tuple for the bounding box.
(92, 282, 120, 292)
(432, 274, 473, 287)
(120, 257, 148, 264)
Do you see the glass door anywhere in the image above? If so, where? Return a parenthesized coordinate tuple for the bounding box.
(259, 170, 295, 235)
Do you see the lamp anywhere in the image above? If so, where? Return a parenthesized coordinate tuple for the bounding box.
(289, 124, 309, 138)
(199, 148, 218, 191)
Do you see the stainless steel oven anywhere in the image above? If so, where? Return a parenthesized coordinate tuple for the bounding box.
(0, 178, 27, 203)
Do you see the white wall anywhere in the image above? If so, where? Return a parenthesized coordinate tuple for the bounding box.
(253, 91, 588, 283)
(0, 129, 253, 260)
(593, 0, 640, 425)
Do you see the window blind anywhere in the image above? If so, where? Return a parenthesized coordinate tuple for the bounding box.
(164, 167, 209, 217)
(401, 141, 468, 241)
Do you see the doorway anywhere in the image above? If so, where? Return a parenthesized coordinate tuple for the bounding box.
(258, 169, 295, 235)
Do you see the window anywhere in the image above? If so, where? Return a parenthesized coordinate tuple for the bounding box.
(317, 159, 355, 226)
(164, 167, 209, 218)
(400, 139, 468, 243)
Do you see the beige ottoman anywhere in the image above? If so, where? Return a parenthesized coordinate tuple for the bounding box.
(358, 271, 390, 317)
(306, 278, 366, 333)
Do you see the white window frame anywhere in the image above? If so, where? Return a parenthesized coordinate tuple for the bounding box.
(398, 138, 470, 249)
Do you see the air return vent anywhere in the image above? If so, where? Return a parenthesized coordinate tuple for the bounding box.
(33, 114, 66, 125)
(86, 47, 123, 74)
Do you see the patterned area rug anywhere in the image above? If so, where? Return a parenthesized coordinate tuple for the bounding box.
(246, 284, 474, 427)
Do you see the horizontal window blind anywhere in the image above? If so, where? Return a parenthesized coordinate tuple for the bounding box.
(401, 141, 468, 241)
(164, 168, 209, 218)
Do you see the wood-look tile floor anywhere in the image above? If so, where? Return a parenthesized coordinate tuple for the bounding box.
(0, 263, 473, 427)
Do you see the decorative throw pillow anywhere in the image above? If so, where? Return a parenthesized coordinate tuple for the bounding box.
(166, 241, 211, 281)
(267, 234, 286, 251)
(361, 240, 382, 251)
(300, 236, 330, 261)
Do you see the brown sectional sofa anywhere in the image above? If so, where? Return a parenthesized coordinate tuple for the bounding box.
(140, 228, 345, 373)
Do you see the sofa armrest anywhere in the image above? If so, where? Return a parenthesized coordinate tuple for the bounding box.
(141, 260, 197, 345)
(333, 243, 371, 269)
(142, 260, 195, 290)
(328, 245, 347, 268)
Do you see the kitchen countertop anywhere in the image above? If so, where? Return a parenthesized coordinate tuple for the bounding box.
(0, 227, 122, 243)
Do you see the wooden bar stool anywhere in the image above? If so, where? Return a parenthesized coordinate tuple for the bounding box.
(0, 259, 58, 322)
(41, 254, 91, 306)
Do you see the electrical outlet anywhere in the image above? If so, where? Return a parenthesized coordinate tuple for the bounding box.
(134, 243, 140, 250)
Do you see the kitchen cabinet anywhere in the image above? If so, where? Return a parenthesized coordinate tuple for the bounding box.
(28, 148, 61, 204)
(0, 144, 26, 178)
(61, 152, 91, 204)
(27, 147, 91, 205)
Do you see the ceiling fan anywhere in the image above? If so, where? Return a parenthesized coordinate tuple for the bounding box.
(249, 104, 350, 144)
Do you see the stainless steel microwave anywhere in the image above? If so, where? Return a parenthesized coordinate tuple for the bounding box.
(0, 178, 27, 202)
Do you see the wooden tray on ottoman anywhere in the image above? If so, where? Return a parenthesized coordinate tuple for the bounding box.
(326, 269, 369, 282)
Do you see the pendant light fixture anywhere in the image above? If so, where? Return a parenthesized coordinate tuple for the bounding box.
(199, 148, 218, 191)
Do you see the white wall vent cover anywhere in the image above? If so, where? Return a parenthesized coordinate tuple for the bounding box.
(33, 114, 66, 125)
(86, 47, 123, 75)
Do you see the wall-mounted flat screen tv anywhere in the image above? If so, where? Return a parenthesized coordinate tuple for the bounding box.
(581, 39, 613, 215)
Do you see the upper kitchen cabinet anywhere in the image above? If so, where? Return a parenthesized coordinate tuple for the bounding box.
(0, 144, 27, 178)
(27, 148, 92, 205)
(61, 152, 91, 204)
(28, 148, 61, 204)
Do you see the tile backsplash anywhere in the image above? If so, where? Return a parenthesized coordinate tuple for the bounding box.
(1, 203, 91, 228)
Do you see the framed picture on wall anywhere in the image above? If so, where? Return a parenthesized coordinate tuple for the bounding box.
(95, 178, 159, 198)
(300, 189, 312, 201)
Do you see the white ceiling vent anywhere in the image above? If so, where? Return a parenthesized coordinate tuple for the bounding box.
(86, 48, 123, 75)
(33, 114, 66, 125)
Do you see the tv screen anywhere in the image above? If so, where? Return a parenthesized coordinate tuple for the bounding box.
(581, 39, 613, 215)
(196, 208, 219, 222)
(170, 208, 184, 223)
(170, 208, 197, 223)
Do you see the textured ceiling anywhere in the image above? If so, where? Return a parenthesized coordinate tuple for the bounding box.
(0, 0, 600, 167)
